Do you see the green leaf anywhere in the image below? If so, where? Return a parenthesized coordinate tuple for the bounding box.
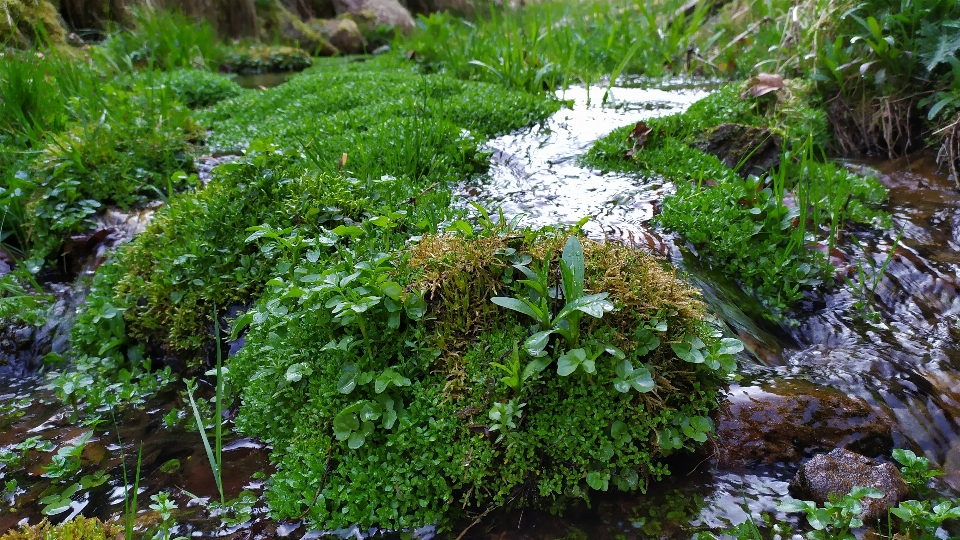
(585, 471, 609, 491)
(521, 357, 552, 381)
(492, 296, 544, 321)
(672, 341, 705, 364)
(337, 364, 359, 394)
(629, 366, 655, 393)
(849, 486, 884, 499)
(634, 329, 660, 355)
(524, 330, 553, 355)
(404, 292, 427, 319)
(717, 338, 744, 355)
(557, 348, 586, 376)
(777, 498, 813, 513)
(560, 236, 585, 303)
(332, 225, 364, 237)
(380, 282, 403, 301)
(554, 293, 613, 321)
(347, 431, 365, 449)
(285, 362, 312, 383)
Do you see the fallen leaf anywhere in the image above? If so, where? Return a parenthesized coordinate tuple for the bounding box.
(742, 73, 784, 98)
(339, 153, 348, 171)
(624, 121, 653, 159)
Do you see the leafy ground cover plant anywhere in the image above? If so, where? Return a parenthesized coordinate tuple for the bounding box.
(220, 45, 312, 74)
(582, 82, 889, 320)
(229, 221, 738, 531)
(67, 57, 558, 407)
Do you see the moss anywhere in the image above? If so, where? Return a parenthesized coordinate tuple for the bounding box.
(229, 226, 727, 531)
(220, 44, 312, 74)
(72, 60, 559, 372)
(0, 516, 116, 539)
(257, 0, 336, 56)
(0, 0, 67, 48)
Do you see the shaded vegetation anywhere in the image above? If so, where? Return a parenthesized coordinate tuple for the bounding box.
(583, 83, 889, 319)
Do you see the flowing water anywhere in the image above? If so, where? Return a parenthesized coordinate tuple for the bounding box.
(2, 81, 959, 539)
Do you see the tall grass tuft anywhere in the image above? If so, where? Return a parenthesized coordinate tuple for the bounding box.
(95, 6, 225, 72)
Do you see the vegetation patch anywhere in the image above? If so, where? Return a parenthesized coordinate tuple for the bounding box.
(219, 45, 312, 74)
(0, 516, 116, 540)
(229, 223, 736, 531)
(68, 58, 559, 407)
(583, 82, 889, 320)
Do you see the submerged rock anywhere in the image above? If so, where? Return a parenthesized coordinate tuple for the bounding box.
(715, 379, 895, 467)
(789, 448, 909, 522)
(694, 123, 782, 178)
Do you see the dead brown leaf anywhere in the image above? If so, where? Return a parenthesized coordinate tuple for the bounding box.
(624, 121, 653, 159)
(741, 73, 784, 98)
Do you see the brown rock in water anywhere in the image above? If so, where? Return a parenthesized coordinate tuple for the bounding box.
(715, 380, 894, 467)
(694, 123, 782, 178)
(790, 448, 910, 522)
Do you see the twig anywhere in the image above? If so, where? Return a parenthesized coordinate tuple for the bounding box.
(455, 504, 497, 540)
(405, 182, 439, 205)
(296, 445, 334, 520)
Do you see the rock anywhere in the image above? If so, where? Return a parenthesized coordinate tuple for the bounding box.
(312, 17, 366, 54)
(0, 0, 67, 48)
(790, 448, 910, 522)
(715, 380, 895, 467)
(274, 6, 338, 55)
(694, 123, 782, 178)
(332, 0, 414, 33)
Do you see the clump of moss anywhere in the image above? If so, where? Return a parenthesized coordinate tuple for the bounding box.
(220, 45, 313, 74)
(0, 0, 66, 48)
(146, 68, 243, 108)
(0, 516, 116, 540)
(229, 225, 732, 531)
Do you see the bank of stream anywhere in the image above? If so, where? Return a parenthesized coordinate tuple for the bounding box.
(1, 80, 958, 539)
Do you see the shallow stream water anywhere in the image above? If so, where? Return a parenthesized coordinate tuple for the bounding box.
(1, 81, 959, 539)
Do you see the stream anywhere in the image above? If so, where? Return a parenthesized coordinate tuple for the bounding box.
(1, 80, 958, 539)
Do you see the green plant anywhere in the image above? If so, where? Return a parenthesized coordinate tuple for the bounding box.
(149, 492, 187, 540)
(890, 499, 960, 540)
(41, 431, 91, 479)
(843, 227, 904, 323)
(892, 448, 946, 494)
(778, 486, 885, 540)
(94, 6, 225, 72)
(492, 236, 614, 356)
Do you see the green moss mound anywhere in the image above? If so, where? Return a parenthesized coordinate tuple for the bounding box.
(230, 226, 733, 531)
(71, 59, 559, 379)
(144, 68, 243, 108)
(0, 516, 116, 539)
(220, 45, 312, 74)
(583, 81, 888, 320)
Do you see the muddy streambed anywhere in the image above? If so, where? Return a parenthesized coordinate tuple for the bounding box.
(2, 81, 959, 539)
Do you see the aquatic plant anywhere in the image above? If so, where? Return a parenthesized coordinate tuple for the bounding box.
(229, 222, 736, 531)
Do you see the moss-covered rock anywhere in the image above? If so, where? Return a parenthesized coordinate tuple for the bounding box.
(0, 0, 67, 47)
(220, 44, 312, 74)
(311, 17, 365, 54)
(259, 0, 337, 55)
(332, 0, 413, 33)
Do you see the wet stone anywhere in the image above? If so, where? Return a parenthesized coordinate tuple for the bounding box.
(789, 448, 910, 522)
(715, 380, 895, 467)
(694, 123, 782, 178)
